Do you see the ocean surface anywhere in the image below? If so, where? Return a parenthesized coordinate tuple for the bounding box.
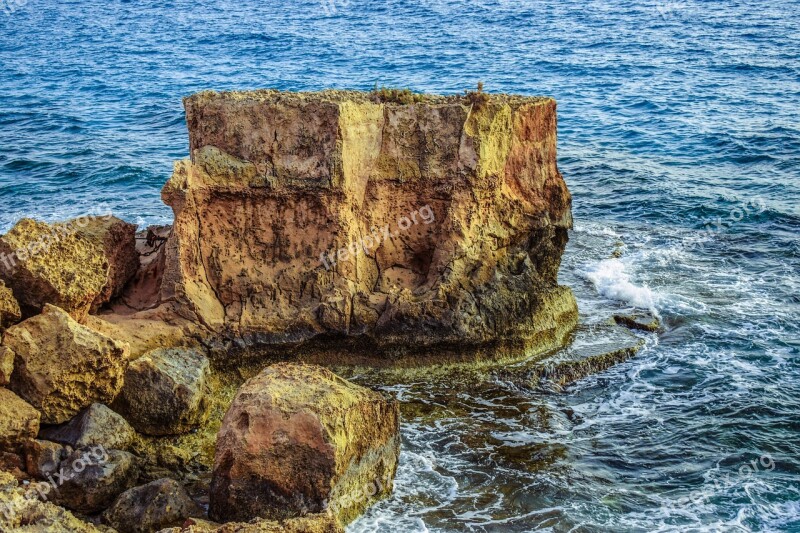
(1, 0, 798, 531)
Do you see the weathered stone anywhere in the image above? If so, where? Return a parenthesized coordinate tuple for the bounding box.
(39, 403, 136, 451)
(0, 218, 108, 321)
(79, 216, 140, 311)
(0, 345, 14, 386)
(209, 363, 399, 525)
(0, 451, 27, 481)
(158, 514, 343, 533)
(113, 348, 211, 436)
(614, 311, 661, 332)
(53, 448, 139, 514)
(24, 439, 66, 479)
(103, 478, 202, 533)
(0, 470, 105, 532)
(0, 280, 21, 331)
(0, 387, 40, 451)
(5, 305, 129, 424)
(155, 89, 577, 363)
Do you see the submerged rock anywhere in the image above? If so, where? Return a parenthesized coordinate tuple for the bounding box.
(614, 311, 661, 332)
(39, 403, 136, 451)
(5, 305, 129, 424)
(0, 280, 21, 331)
(209, 363, 399, 525)
(497, 324, 646, 390)
(0, 387, 40, 451)
(53, 448, 139, 514)
(155, 89, 577, 363)
(103, 478, 202, 533)
(112, 347, 211, 436)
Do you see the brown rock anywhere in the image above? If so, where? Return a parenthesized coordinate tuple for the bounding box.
(0, 470, 105, 532)
(0, 345, 13, 386)
(112, 347, 211, 436)
(0, 451, 26, 481)
(209, 363, 399, 525)
(0, 387, 40, 451)
(53, 448, 139, 514)
(0, 280, 21, 331)
(6, 305, 129, 424)
(157, 89, 577, 363)
(103, 478, 202, 533)
(24, 439, 66, 479)
(39, 403, 136, 451)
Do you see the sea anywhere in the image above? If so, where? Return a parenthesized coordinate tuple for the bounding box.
(1, 1, 798, 531)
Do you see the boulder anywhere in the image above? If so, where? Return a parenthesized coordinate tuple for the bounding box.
(39, 403, 136, 451)
(0, 470, 105, 532)
(0, 452, 26, 481)
(0, 280, 21, 331)
(103, 478, 202, 533)
(5, 305, 129, 424)
(113, 348, 211, 436)
(53, 448, 139, 514)
(158, 89, 577, 363)
(0, 387, 40, 451)
(209, 363, 399, 525)
(0, 218, 108, 321)
(0, 345, 13, 386)
(24, 439, 67, 479)
(614, 311, 661, 332)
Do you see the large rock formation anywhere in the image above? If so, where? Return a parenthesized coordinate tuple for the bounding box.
(152, 89, 577, 362)
(5, 305, 129, 423)
(209, 363, 400, 525)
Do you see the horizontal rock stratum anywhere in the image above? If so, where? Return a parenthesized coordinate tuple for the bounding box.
(153, 89, 578, 362)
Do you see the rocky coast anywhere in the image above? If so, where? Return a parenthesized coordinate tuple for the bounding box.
(0, 89, 652, 531)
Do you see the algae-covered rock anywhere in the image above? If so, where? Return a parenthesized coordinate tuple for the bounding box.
(0, 218, 109, 321)
(103, 478, 202, 533)
(113, 347, 211, 436)
(53, 448, 139, 514)
(158, 513, 344, 532)
(0, 387, 40, 451)
(614, 311, 661, 332)
(0, 470, 106, 532)
(0, 280, 21, 331)
(6, 305, 129, 424)
(209, 363, 399, 525)
(39, 403, 136, 451)
(158, 89, 577, 363)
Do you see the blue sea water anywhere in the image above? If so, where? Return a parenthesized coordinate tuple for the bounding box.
(1, 0, 798, 531)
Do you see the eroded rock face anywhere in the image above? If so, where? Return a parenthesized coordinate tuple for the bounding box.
(159, 90, 577, 362)
(0, 346, 13, 386)
(5, 305, 129, 424)
(209, 363, 399, 525)
(0, 280, 21, 332)
(0, 387, 40, 451)
(112, 347, 211, 436)
(39, 403, 136, 451)
(0, 216, 138, 321)
(103, 478, 202, 533)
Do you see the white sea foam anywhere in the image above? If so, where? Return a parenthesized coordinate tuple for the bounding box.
(582, 258, 659, 314)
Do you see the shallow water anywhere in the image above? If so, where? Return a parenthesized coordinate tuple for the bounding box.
(1, 0, 798, 531)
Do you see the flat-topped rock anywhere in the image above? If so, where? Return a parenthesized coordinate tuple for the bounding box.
(157, 88, 577, 363)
